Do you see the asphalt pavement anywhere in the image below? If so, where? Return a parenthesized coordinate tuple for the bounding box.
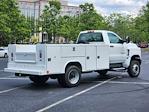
(0, 52, 149, 112)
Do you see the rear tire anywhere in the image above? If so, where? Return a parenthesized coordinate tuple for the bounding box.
(57, 65, 81, 88)
(57, 75, 66, 87)
(29, 76, 49, 85)
(128, 60, 140, 77)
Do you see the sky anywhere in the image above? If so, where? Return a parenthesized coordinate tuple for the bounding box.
(68, 0, 148, 16)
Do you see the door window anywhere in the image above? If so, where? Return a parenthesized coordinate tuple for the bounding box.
(108, 33, 121, 44)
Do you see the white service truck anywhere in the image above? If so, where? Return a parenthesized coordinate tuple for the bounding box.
(5, 30, 141, 87)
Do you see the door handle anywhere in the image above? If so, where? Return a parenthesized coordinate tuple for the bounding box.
(110, 45, 114, 47)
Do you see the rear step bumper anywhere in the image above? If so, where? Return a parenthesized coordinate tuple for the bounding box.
(4, 68, 46, 76)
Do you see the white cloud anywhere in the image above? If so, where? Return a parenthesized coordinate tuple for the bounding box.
(68, 0, 147, 16)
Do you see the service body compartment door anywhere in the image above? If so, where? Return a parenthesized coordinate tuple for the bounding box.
(46, 46, 61, 74)
(97, 45, 109, 70)
(86, 46, 96, 71)
(61, 46, 85, 57)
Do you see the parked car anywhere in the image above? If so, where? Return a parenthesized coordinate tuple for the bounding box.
(138, 42, 148, 48)
(0, 47, 8, 58)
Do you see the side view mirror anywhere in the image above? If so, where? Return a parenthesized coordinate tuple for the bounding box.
(126, 36, 130, 43)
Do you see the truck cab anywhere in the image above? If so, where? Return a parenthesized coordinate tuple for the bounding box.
(5, 30, 141, 87)
(77, 30, 141, 69)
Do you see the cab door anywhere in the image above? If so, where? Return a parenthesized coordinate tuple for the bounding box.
(107, 32, 127, 64)
(96, 45, 109, 70)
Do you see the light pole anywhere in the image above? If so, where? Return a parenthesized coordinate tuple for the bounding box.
(33, 1, 36, 37)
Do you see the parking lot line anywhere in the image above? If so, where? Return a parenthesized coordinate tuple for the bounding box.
(0, 85, 25, 94)
(0, 77, 27, 80)
(36, 77, 116, 112)
(82, 81, 149, 85)
(108, 81, 149, 85)
(82, 80, 149, 85)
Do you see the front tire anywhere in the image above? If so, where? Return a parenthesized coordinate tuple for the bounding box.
(29, 76, 49, 85)
(128, 60, 140, 77)
(57, 66, 81, 88)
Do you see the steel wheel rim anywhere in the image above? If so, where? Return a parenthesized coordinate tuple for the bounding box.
(68, 69, 79, 84)
(132, 64, 139, 76)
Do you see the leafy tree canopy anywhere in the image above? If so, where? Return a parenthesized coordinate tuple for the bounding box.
(0, 0, 31, 46)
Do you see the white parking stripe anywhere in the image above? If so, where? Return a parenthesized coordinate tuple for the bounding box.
(4, 75, 15, 78)
(36, 77, 116, 112)
(108, 81, 149, 85)
(0, 86, 25, 94)
(0, 77, 27, 80)
(82, 80, 149, 85)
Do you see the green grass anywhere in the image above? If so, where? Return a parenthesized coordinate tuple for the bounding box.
(142, 48, 149, 52)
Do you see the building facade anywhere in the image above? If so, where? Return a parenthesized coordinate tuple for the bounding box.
(18, 0, 82, 43)
(18, 0, 82, 19)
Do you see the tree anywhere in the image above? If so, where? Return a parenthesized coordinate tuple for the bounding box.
(15, 15, 31, 43)
(135, 2, 149, 42)
(58, 3, 108, 42)
(0, 0, 31, 46)
(79, 3, 107, 31)
(80, 3, 94, 12)
(59, 16, 80, 42)
(106, 2, 149, 43)
(40, 0, 61, 43)
(106, 13, 139, 42)
(0, 0, 30, 46)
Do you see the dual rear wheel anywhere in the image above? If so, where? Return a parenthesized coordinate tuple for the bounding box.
(57, 66, 81, 88)
(29, 76, 49, 85)
(29, 65, 81, 87)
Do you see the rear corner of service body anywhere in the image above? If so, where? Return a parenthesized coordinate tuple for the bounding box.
(5, 44, 48, 76)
